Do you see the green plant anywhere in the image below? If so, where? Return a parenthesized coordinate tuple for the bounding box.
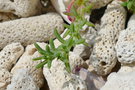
(122, 0, 135, 13)
(33, 0, 94, 73)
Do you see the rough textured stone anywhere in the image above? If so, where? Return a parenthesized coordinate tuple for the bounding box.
(0, 43, 24, 70)
(0, 68, 12, 90)
(11, 43, 47, 88)
(0, 0, 43, 17)
(7, 69, 39, 90)
(116, 14, 135, 64)
(90, 0, 126, 75)
(101, 71, 135, 90)
(0, 13, 64, 49)
(43, 58, 87, 90)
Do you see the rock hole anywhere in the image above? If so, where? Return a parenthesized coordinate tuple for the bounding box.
(118, 55, 122, 58)
(100, 61, 107, 66)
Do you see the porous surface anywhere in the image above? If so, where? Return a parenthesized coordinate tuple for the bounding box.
(11, 43, 47, 88)
(101, 71, 135, 90)
(0, 68, 12, 90)
(0, 13, 64, 49)
(0, 0, 43, 17)
(116, 14, 135, 64)
(0, 43, 24, 70)
(7, 69, 39, 90)
(90, 0, 127, 75)
(43, 59, 87, 90)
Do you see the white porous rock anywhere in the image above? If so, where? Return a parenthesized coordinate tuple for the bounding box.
(0, 12, 18, 22)
(0, 13, 64, 49)
(116, 14, 135, 64)
(11, 43, 47, 88)
(101, 71, 135, 90)
(0, 0, 43, 17)
(0, 43, 24, 70)
(0, 68, 12, 90)
(73, 27, 97, 59)
(7, 69, 39, 90)
(43, 59, 87, 90)
(90, 0, 127, 75)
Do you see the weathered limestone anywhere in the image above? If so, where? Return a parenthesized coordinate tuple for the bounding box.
(0, 43, 24, 90)
(43, 58, 87, 90)
(0, 13, 64, 49)
(0, 0, 44, 17)
(11, 43, 47, 88)
(90, 0, 127, 75)
(0, 43, 24, 70)
(7, 69, 39, 90)
(0, 68, 12, 90)
(101, 71, 135, 90)
(116, 14, 135, 64)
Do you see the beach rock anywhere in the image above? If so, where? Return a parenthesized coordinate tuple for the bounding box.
(7, 69, 39, 90)
(90, 0, 127, 75)
(116, 14, 135, 64)
(11, 43, 47, 88)
(0, 68, 12, 90)
(101, 71, 135, 90)
(0, 13, 64, 49)
(0, 43, 24, 70)
(43, 59, 87, 90)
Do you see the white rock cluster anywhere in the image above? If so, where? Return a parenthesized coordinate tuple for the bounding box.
(90, 0, 127, 75)
(11, 43, 46, 88)
(43, 56, 87, 90)
(0, 43, 24, 90)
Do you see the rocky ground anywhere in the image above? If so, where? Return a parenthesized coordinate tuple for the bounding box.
(0, 0, 135, 90)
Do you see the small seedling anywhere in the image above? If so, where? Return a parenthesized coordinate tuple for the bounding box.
(33, 0, 94, 73)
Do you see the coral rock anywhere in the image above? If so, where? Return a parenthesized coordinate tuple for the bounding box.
(43, 59, 87, 90)
(101, 71, 135, 90)
(0, 68, 12, 90)
(7, 69, 39, 90)
(11, 43, 47, 88)
(0, 43, 24, 70)
(116, 14, 135, 64)
(90, 0, 126, 75)
(0, 13, 64, 49)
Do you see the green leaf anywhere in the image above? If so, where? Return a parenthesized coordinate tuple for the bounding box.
(33, 56, 45, 61)
(34, 43, 47, 55)
(49, 39, 55, 50)
(54, 29, 65, 43)
(63, 29, 70, 38)
(36, 61, 47, 68)
(47, 60, 52, 68)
